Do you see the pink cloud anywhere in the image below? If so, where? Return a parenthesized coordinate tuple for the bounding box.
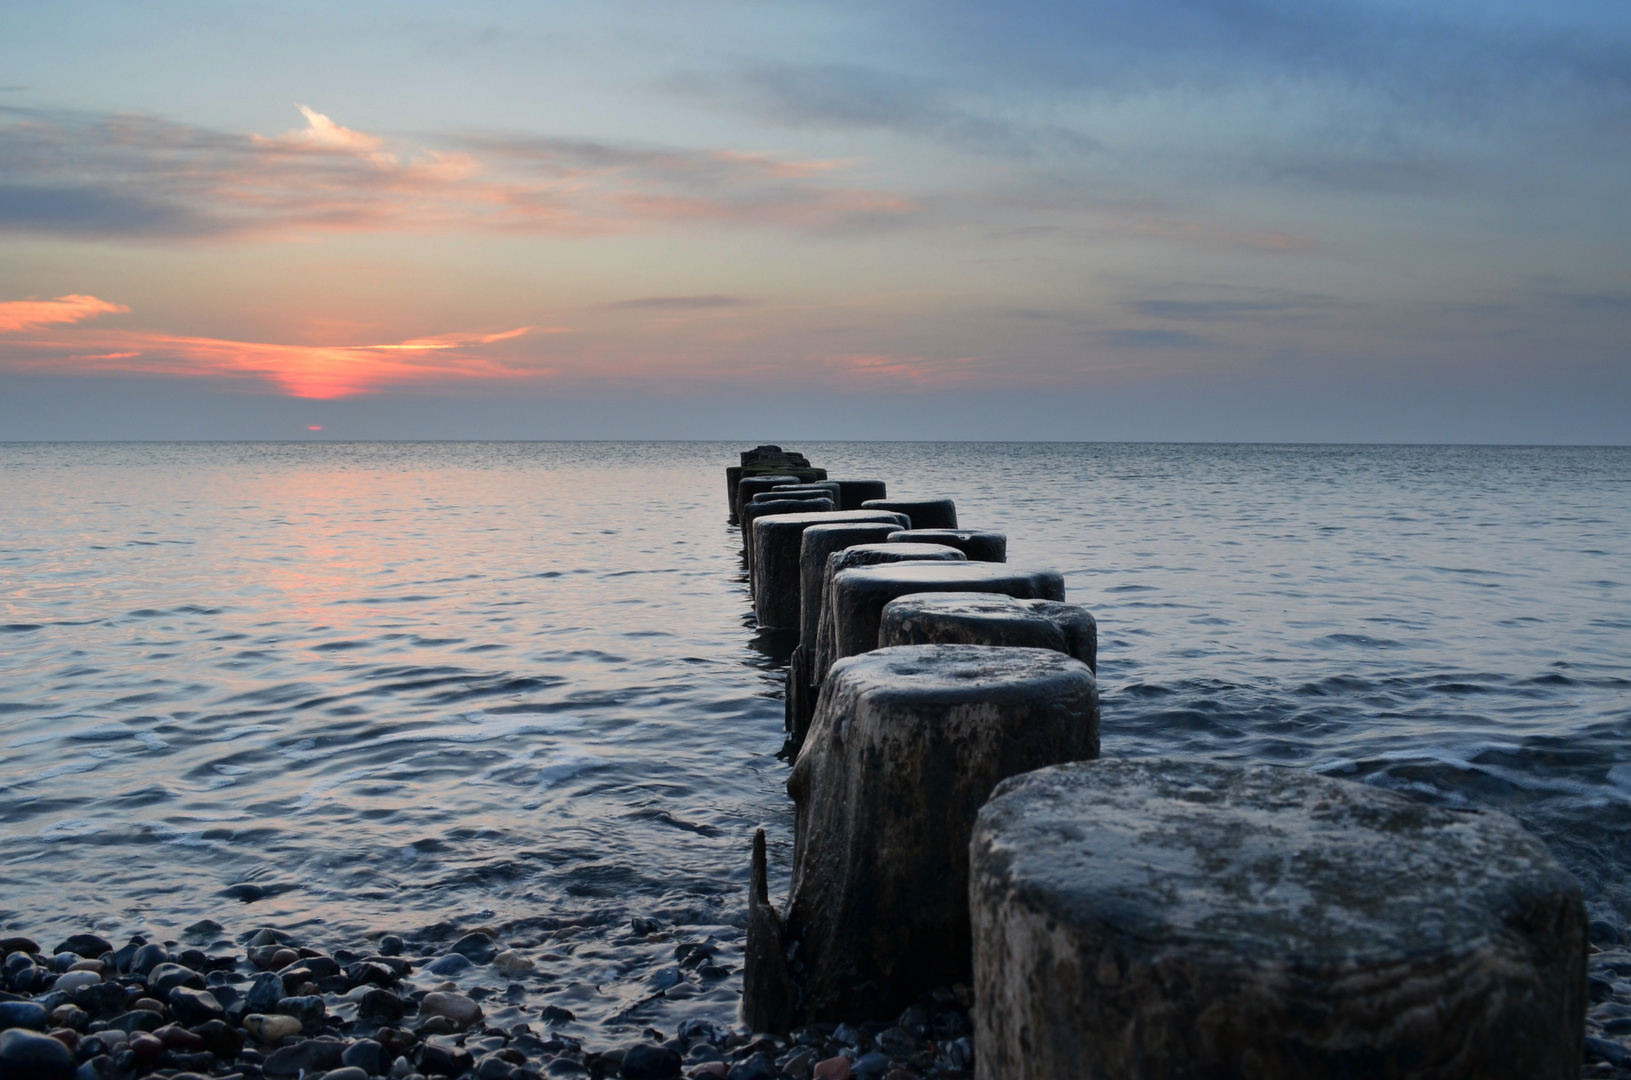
(0, 107, 918, 241)
(2, 320, 558, 398)
(0, 294, 129, 332)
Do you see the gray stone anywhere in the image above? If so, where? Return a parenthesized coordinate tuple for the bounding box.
(970, 758, 1588, 1080)
(830, 480, 887, 512)
(746, 645, 1099, 1030)
(620, 1044, 681, 1080)
(424, 953, 473, 977)
(144, 963, 202, 996)
(742, 498, 834, 580)
(860, 498, 957, 530)
(0, 1002, 47, 1032)
(449, 933, 497, 965)
(52, 937, 111, 961)
(880, 593, 1096, 673)
(829, 562, 1066, 662)
(753, 511, 910, 631)
(887, 529, 1005, 563)
(263, 1036, 347, 1077)
(0, 1028, 75, 1080)
(275, 995, 325, 1025)
(327, 1068, 371, 1080)
(244, 971, 283, 1014)
(165, 986, 223, 1025)
(343, 1039, 387, 1075)
(128, 945, 167, 978)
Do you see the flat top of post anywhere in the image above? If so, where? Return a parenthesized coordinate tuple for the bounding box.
(977, 757, 1579, 962)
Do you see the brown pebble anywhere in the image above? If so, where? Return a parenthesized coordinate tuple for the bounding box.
(269, 948, 299, 969)
(47, 1029, 78, 1050)
(68, 960, 105, 973)
(154, 1024, 205, 1051)
(813, 1057, 852, 1080)
(133, 998, 167, 1014)
(129, 1034, 164, 1061)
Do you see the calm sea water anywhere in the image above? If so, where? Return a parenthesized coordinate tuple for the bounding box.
(2, 441, 1628, 1037)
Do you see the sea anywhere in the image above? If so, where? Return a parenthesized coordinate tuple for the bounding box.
(2, 441, 1628, 1038)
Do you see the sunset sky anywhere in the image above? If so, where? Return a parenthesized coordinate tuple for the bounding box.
(2, 0, 1628, 441)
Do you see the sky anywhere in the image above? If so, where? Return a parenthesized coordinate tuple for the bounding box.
(1, 0, 1628, 442)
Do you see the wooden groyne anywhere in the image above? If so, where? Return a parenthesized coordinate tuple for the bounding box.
(724, 445, 1588, 1080)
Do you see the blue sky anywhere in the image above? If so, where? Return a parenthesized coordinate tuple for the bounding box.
(1, 0, 1627, 440)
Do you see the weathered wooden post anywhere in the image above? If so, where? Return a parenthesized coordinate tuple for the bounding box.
(751, 511, 910, 631)
(828, 562, 1066, 661)
(784, 521, 910, 739)
(803, 543, 969, 746)
(741, 497, 834, 580)
(880, 592, 1096, 672)
(887, 528, 1006, 563)
(734, 474, 800, 523)
(832, 479, 888, 511)
(862, 497, 958, 530)
(971, 759, 1588, 1080)
(744, 644, 1099, 1031)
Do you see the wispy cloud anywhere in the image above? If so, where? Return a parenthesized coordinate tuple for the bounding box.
(0, 105, 917, 242)
(1, 311, 553, 398)
(605, 295, 752, 310)
(1100, 328, 1212, 349)
(0, 294, 127, 332)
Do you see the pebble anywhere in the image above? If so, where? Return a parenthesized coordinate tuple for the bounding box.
(449, 934, 498, 965)
(0, 1001, 49, 1032)
(0, 1028, 76, 1080)
(52, 936, 111, 961)
(167, 986, 224, 1025)
(242, 1013, 302, 1045)
(418, 992, 481, 1032)
(328, 1068, 370, 1080)
(129, 944, 168, 977)
(424, 954, 473, 977)
(491, 951, 535, 976)
(275, 995, 326, 1026)
(622, 1044, 681, 1080)
(812, 1057, 851, 1080)
(245, 972, 284, 1013)
(342, 1037, 386, 1075)
(144, 963, 202, 996)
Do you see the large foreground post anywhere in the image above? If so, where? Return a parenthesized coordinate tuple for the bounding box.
(970, 758, 1587, 1080)
(745, 645, 1100, 1031)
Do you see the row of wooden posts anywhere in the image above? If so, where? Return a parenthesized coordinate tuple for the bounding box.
(725, 445, 1589, 1080)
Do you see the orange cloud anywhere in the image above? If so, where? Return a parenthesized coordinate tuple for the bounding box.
(828, 352, 988, 389)
(0, 294, 128, 332)
(3, 322, 556, 398)
(1, 107, 918, 241)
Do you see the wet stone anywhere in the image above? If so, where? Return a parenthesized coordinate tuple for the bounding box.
(263, 1036, 347, 1077)
(0, 1002, 48, 1032)
(51, 938, 110, 962)
(418, 992, 481, 1032)
(879, 592, 1097, 673)
(749, 645, 1100, 1029)
(970, 758, 1589, 1080)
(165, 986, 222, 1025)
(0, 1028, 75, 1080)
(620, 1043, 681, 1079)
(423, 954, 473, 977)
(274, 995, 325, 1026)
(145, 964, 203, 996)
(343, 1038, 387, 1076)
(241, 1013, 301, 1045)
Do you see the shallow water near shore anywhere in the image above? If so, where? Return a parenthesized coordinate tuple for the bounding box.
(2, 441, 1629, 1039)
